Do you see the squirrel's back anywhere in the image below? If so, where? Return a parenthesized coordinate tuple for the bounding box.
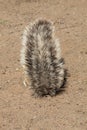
(21, 19, 65, 97)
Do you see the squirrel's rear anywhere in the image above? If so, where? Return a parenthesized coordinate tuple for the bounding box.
(21, 19, 65, 97)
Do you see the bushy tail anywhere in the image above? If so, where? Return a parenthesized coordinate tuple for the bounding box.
(21, 19, 65, 96)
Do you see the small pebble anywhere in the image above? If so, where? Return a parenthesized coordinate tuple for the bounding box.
(16, 68, 19, 71)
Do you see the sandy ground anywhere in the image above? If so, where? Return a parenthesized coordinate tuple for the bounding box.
(0, 0, 87, 130)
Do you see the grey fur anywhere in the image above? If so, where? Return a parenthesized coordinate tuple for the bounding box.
(20, 19, 65, 97)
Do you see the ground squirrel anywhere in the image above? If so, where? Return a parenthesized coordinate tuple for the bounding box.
(20, 19, 66, 97)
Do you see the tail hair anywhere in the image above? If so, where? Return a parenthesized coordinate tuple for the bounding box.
(20, 19, 65, 96)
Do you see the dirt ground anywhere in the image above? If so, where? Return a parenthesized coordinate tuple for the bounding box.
(0, 0, 87, 130)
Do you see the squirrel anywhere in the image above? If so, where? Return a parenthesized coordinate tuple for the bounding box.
(20, 19, 66, 97)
